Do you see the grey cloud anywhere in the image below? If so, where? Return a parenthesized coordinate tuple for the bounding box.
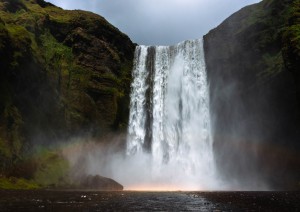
(47, 0, 261, 45)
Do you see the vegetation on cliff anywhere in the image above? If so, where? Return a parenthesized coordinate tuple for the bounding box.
(0, 0, 299, 190)
(0, 0, 135, 188)
(204, 0, 300, 189)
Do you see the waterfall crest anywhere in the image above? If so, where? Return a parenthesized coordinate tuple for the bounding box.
(127, 39, 218, 190)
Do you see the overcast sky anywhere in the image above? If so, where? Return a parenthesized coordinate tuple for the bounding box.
(47, 0, 261, 45)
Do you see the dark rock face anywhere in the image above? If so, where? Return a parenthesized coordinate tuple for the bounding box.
(79, 175, 123, 191)
(0, 0, 135, 175)
(204, 0, 300, 189)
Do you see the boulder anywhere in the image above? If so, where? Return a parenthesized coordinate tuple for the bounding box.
(79, 175, 123, 191)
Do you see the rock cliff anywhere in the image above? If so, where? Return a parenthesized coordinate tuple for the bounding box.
(204, 0, 300, 189)
(1, 0, 299, 190)
(0, 0, 135, 181)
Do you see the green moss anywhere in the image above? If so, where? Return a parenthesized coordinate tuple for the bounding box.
(0, 102, 21, 174)
(0, 0, 134, 180)
(14, 9, 37, 31)
(119, 61, 133, 89)
(33, 150, 70, 187)
(39, 31, 74, 94)
(233, 0, 299, 85)
(6, 24, 31, 45)
(0, 0, 27, 13)
(0, 138, 11, 159)
(6, 24, 32, 68)
(69, 65, 91, 88)
(0, 177, 39, 190)
(100, 87, 119, 95)
(257, 52, 284, 83)
(41, 32, 71, 58)
(0, 22, 8, 50)
(282, 0, 300, 73)
(43, 34, 72, 70)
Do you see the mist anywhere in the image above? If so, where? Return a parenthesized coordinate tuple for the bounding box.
(38, 0, 298, 191)
(62, 136, 223, 191)
(60, 38, 270, 191)
(204, 0, 300, 190)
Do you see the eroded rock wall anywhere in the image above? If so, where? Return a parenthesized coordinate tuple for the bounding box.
(204, 0, 300, 189)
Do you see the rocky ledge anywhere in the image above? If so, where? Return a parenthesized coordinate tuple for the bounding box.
(78, 175, 123, 191)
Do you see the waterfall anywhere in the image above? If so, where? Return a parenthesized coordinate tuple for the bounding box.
(127, 39, 218, 190)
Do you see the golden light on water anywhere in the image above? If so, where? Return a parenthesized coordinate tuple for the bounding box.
(125, 184, 202, 191)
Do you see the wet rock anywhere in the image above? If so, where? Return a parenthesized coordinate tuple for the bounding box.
(79, 175, 123, 191)
(204, 0, 300, 189)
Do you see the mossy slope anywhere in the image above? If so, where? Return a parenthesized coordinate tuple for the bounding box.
(0, 0, 135, 187)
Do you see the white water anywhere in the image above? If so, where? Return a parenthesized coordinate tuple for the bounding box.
(126, 39, 219, 190)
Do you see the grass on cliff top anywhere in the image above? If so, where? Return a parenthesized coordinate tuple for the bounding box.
(0, 0, 114, 31)
(25, 0, 115, 30)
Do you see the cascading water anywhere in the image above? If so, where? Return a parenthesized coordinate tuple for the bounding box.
(127, 39, 219, 190)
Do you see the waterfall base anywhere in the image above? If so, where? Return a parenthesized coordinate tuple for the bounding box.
(125, 39, 221, 190)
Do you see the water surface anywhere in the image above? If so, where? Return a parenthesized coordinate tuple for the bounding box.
(0, 190, 299, 211)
